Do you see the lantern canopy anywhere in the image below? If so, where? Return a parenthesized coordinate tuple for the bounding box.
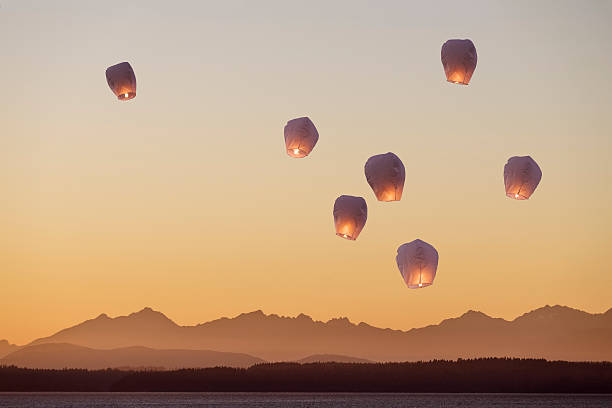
(106, 62, 136, 101)
(333, 195, 367, 241)
(441, 39, 477, 85)
(396, 239, 439, 289)
(504, 156, 542, 200)
(284, 117, 319, 158)
(364, 152, 405, 202)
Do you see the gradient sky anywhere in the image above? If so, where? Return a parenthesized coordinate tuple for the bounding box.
(1, 0, 611, 345)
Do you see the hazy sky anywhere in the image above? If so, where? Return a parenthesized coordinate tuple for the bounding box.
(1, 0, 611, 345)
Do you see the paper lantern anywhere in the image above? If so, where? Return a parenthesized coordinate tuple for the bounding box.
(284, 117, 319, 158)
(396, 239, 439, 289)
(106, 62, 136, 101)
(504, 156, 542, 200)
(441, 39, 477, 85)
(333, 195, 367, 241)
(364, 152, 405, 202)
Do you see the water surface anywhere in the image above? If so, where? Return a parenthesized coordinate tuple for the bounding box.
(0, 392, 611, 407)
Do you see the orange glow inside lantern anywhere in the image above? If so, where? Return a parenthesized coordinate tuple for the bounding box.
(335, 218, 358, 240)
(505, 181, 532, 200)
(287, 146, 308, 158)
(378, 185, 403, 202)
(447, 70, 470, 85)
(402, 265, 434, 289)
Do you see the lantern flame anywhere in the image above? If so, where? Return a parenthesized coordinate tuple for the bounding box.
(515, 194, 519, 198)
(418, 283, 423, 287)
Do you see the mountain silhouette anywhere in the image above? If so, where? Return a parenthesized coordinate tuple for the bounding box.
(0, 340, 19, 359)
(0, 343, 264, 370)
(16, 305, 612, 362)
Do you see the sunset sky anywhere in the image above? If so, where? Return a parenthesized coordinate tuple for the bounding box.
(1, 0, 611, 345)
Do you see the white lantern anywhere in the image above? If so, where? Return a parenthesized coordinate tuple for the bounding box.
(106, 62, 136, 101)
(333, 195, 367, 241)
(396, 240, 439, 289)
(364, 152, 405, 202)
(284, 117, 319, 158)
(504, 156, 542, 200)
(441, 39, 477, 85)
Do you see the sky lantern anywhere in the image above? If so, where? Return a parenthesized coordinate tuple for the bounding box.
(333, 195, 367, 241)
(284, 117, 319, 158)
(441, 39, 477, 85)
(364, 152, 405, 202)
(106, 62, 136, 101)
(504, 156, 542, 200)
(396, 239, 439, 289)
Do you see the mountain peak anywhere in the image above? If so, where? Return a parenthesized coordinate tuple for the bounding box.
(125, 307, 172, 320)
(131, 307, 156, 315)
(436, 309, 501, 330)
(296, 313, 313, 322)
(460, 310, 492, 319)
(513, 305, 588, 323)
(236, 310, 266, 319)
(326, 317, 353, 327)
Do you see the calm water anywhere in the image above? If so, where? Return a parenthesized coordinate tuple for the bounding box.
(0, 393, 610, 408)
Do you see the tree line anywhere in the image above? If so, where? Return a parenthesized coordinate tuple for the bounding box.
(1, 358, 611, 393)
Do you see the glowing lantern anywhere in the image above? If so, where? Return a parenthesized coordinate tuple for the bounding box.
(364, 152, 405, 202)
(396, 239, 439, 289)
(504, 156, 542, 200)
(333, 195, 367, 241)
(441, 39, 477, 85)
(284, 117, 319, 158)
(106, 62, 136, 101)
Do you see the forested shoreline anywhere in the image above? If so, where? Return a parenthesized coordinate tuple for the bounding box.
(1, 358, 611, 393)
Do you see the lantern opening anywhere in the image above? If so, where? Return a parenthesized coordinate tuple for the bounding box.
(287, 147, 307, 158)
(449, 80, 468, 85)
(406, 281, 433, 289)
(336, 232, 355, 241)
(118, 92, 136, 101)
(507, 192, 529, 200)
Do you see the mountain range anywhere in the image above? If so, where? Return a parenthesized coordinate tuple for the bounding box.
(0, 343, 263, 370)
(1, 305, 611, 369)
